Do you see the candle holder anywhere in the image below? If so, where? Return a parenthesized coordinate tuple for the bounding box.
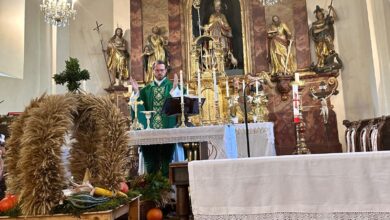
(225, 96, 239, 124)
(292, 81, 311, 155)
(140, 111, 155, 130)
(197, 98, 204, 126)
(293, 116, 311, 154)
(214, 98, 223, 125)
(252, 91, 269, 123)
(179, 100, 187, 128)
(128, 99, 144, 130)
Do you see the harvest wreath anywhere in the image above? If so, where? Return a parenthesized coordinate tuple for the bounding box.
(3, 93, 134, 217)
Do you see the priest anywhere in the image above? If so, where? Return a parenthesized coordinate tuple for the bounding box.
(129, 60, 183, 177)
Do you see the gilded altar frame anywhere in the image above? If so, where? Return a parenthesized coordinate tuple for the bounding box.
(182, 0, 253, 79)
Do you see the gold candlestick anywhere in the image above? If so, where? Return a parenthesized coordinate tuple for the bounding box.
(252, 92, 269, 123)
(179, 100, 186, 128)
(214, 99, 222, 125)
(225, 95, 240, 124)
(292, 81, 311, 154)
(198, 98, 203, 126)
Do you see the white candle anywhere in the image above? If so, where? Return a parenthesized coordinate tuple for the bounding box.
(71, 0, 75, 10)
(226, 79, 230, 97)
(213, 69, 218, 101)
(292, 84, 300, 123)
(127, 85, 132, 94)
(82, 80, 86, 91)
(180, 71, 184, 104)
(294, 72, 300, 83)
(255, 80, 259, 95)
(197, 69, 201, 103)
(242, 79, 245, 94)
(186, 83, 189, 96)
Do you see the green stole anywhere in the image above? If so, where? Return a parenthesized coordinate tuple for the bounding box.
(137, 78, 177, 129)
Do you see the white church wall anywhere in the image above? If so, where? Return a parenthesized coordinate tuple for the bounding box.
(366, 0, 390, 116)
(333, 0, 390, 121)
(0, 0, 25, 79)
(0, 0, 51, 114)
(68, 0, 114, 95)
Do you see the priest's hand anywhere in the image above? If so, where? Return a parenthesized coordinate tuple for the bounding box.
(129, 77, 139, 93)
(173, 73, 179, 90)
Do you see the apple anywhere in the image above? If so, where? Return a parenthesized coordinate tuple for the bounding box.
(119, 182, 129, 193)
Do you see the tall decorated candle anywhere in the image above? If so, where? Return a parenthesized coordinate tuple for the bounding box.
(180, 70, 184, 104)
(295, 72, 300, 83)
(242, 79, 245, 94)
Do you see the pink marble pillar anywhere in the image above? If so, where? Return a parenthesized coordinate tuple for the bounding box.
(168, 0, 182, 76)
(251, 0, 268, 73)
(293, 0, 311, 69)
(130, 0, 144, 81)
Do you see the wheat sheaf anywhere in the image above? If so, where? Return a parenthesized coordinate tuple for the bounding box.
(5, 93, 128, 216)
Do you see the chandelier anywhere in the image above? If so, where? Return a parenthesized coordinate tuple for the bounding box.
(40, 0, 77, 27)
(259, 0, 283, 6)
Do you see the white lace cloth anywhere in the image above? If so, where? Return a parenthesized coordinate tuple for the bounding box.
(189, 152, 390, 220)
(128, 122, 275, 159)
(195, 212, 390, 220)
(234, 123, 275, 157)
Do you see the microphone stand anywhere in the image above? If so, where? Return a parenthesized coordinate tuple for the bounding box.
(243, 83, 254, 158)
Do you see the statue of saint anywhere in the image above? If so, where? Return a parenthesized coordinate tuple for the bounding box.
(313, 50, 343, 73)
(267, 15, 296, 75)
(107, 28, 130, 86)
(143, 26, 169, 83)
(310, 5, 337, 69)
(203, 0, 232, 55)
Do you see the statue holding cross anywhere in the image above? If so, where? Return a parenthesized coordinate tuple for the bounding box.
(93, 22, 130, 87)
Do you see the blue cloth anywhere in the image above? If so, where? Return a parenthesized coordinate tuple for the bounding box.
(172, 143, 185, 162)
(224, 125, 238, 159)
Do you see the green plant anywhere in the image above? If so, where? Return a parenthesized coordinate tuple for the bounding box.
(129, 173, 172, 207)
(53, 57, 90, 92)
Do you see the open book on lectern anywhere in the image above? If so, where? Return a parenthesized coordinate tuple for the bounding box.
(162, 96, 206, 116)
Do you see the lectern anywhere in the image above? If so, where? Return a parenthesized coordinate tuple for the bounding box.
(162, 96, 205, 126)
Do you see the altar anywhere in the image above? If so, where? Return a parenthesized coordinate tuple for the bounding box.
(128, 122, 276, 159)
(188, 151, 390, 219)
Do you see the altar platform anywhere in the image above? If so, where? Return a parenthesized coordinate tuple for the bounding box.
(189, 151, 390, 220)
(128, 122, 276, 159)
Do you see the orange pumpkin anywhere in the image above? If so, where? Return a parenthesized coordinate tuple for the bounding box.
(146, 207, 163, 220)
(0, 194, 18, 212)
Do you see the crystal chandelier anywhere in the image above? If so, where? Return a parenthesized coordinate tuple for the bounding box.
(40, 0, 77, 27)
(259, 0, 283, 6)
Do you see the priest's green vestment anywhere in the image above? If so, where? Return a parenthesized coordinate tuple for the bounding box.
(137, 78, 177, 176)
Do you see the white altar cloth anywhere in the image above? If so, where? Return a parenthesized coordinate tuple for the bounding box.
(128, 122, 275, 159)
(189, 152, 390, 220)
